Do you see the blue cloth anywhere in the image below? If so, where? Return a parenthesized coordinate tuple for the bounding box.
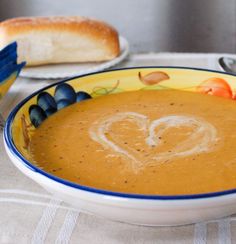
(0, 42, 26, 84)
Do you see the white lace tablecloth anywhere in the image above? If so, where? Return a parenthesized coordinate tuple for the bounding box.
(0, 53, 236, 244)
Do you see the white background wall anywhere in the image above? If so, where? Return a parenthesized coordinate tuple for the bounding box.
(0, 0, 235, 53)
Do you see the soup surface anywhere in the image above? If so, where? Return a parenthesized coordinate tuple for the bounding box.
(29, 90, 236, 195)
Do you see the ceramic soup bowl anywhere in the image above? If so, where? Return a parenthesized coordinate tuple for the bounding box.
(4, 67, 236, 226)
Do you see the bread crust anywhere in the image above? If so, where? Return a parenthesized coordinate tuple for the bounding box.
(0, 16, 120, 66)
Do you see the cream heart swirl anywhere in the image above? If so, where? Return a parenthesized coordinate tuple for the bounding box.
(89, 112, 218, 172)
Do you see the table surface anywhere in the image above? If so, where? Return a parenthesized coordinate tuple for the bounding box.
(1, 53, 236, 244)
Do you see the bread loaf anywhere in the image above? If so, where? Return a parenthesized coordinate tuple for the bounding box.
(0, 16, 120, 66)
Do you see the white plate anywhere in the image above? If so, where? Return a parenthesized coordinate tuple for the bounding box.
(20, 36, 129, 79)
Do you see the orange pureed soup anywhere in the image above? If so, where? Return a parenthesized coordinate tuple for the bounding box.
(29, 90, 236, 195)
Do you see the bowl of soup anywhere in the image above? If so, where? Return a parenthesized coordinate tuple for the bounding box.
(4, 67, 236, 226)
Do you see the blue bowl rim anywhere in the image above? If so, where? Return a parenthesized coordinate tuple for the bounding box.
(4, 65, 236, 201)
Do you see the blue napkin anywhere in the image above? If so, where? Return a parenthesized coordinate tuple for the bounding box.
(0, 42, 26, 99)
